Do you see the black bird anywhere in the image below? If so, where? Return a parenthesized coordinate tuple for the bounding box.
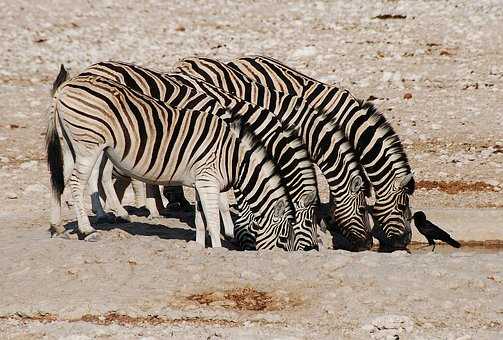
(412, 211, 461, 251)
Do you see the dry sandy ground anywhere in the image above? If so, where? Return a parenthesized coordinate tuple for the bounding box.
(0, 0, 502, 338)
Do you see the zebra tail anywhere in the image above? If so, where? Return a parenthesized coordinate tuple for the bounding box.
(46, 64, 69, 200)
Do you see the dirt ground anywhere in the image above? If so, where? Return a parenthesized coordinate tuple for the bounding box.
(0, 0, 502, 339)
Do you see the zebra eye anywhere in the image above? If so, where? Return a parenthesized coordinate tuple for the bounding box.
(350, 175, 363, 193)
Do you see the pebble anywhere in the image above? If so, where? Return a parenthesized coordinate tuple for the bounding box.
(292, 46, 317, 58)
(485, 180, 499, 187)
(363, 314, 414, 334)
(6, 192, 18, 199)
(185, 241, 204, 250)
(20, 160, 38, 169)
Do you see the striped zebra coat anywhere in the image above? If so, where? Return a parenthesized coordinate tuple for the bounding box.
(80, 61, 320, 250)
(227, 55, 415, 249)
(175, 57, 374, 251)
(47, 69, 297, 249)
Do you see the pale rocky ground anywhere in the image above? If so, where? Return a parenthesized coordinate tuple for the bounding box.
(0, 0, 502, 339)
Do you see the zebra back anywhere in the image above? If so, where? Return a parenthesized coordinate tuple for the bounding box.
(228, 56, 415, 248)
(176, 57, 373, 250)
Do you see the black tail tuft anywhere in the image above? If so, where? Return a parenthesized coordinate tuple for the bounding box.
(51, 64, 69, 96)
(445, 237, 461, 248)
(46, 123, 64, 199)
(46, 64, 68, 199)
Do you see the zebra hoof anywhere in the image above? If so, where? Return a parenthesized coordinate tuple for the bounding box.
(60, 230, 78, 240)
(83, 231, 100, 242)
(49, 224, 66, 237)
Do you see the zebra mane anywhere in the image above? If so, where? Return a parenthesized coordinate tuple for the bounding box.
(315, 106, 373, 197)
(358, 100, 415, 194)
(232, 119, 297, 215)
(279, 125, 319, 193)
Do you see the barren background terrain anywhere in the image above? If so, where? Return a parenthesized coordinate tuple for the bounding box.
(0, 0, 502, 339)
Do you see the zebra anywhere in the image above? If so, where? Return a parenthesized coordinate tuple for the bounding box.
(47, 68, 298, 250)
(175, 57, 375, 251)
(78, 60, 320, 250)
(226, 55, 415, 250)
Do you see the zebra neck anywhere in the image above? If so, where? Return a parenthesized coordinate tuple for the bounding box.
(329, 99, 411, 190)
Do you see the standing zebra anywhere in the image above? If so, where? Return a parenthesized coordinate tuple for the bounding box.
(47, 69, 297, 249)
(175, 57, 374, 251)
(227, 55, 415, 250)
(78, 61, 320, 250)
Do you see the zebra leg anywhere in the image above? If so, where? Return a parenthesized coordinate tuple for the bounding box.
(131, 179, 146, 207)
(196, 181, 222, 248)
(68, 148, 103, 241)
(164, 186, 192, 211)
(112, 176, 131, 208)
(88, 152, 108, 222)
(194, 191, 206, 247)
(101, 158, 130, 221)
(146, 184, 163, 219)
(218, 192, 234, 238)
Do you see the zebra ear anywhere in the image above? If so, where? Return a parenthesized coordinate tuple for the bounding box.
(350, 175, 363, 193)
(273, 200, 287, 219)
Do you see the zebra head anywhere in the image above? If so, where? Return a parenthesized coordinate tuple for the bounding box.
(372, 172, 415, 251)
(328, 173, 373, 251)
(269, 199, 297, 251)
(292, 190, 320, 251)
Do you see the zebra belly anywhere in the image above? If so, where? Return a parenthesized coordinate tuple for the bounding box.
(104, 147, 197, 187)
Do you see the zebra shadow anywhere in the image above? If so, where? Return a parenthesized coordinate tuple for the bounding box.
(60, 212, 240, 249)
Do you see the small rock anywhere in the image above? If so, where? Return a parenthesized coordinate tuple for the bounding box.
(485, 180, 499, 187)
(382, 71, 394, 82)
(367, 314, 414, 333)
(175, 25, 186, 32)
(186, 241, 204, 250)
(455, 336, 472, 340)
(403, 93, 413, 100)
(361, 323, 375, 332)
(6, 192, 18, 199)
(293, 46, 317, 58)
(20, 160, 38, 169)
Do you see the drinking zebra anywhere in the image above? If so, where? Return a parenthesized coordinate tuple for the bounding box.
(227, 55, 415, 250)
(76, 61, 320, 250)
(47, 67, 297, 249)
(175, 57, 374, 251)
